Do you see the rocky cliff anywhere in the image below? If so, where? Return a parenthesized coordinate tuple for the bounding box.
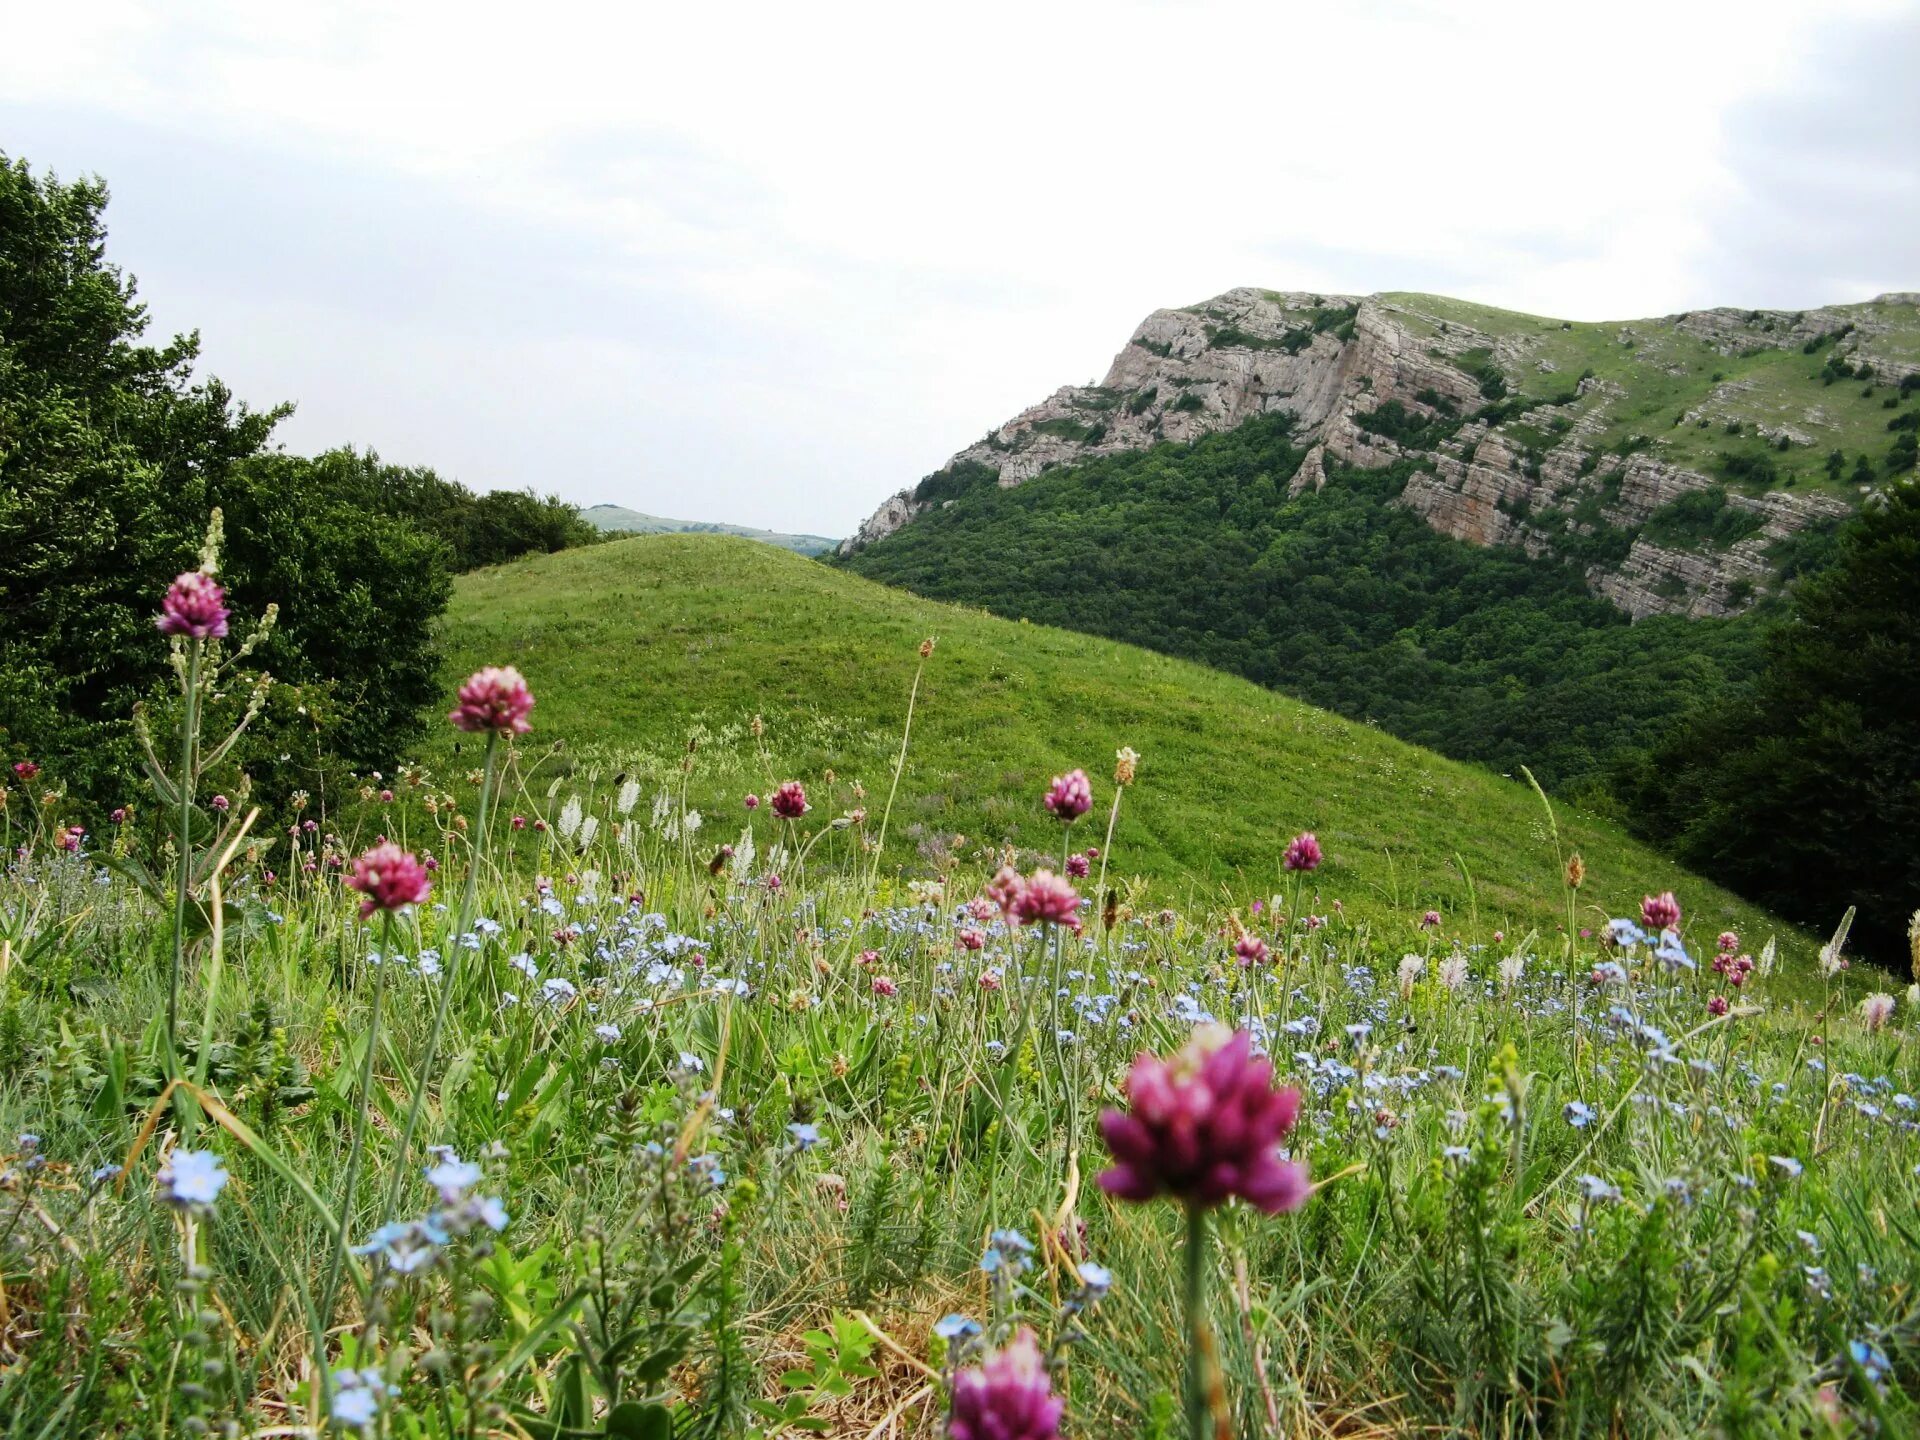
(844, 288, 1920, 618)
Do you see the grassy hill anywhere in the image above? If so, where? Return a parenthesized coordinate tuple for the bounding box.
(581, 502, 837, 555)
(440, 532, 1797, 947)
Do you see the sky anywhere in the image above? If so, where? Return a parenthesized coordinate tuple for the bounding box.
(4, 1, 1917, 536)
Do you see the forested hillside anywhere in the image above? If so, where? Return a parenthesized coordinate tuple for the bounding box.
(840, 415, 1769, 797)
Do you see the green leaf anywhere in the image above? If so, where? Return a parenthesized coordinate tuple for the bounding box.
(606, 1401, 672, 1440)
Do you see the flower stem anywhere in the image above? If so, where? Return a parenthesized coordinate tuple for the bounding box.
(1184, 1203, 1210, 1440)
(319, 907, 396, 1333)
(386, 729, 499, 1220)
(167, 641, 203, 1068)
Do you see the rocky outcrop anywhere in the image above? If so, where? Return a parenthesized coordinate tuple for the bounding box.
(844, 287, 1912, 615)
(842, 491, 926, 550)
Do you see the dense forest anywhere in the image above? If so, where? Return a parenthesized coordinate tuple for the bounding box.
(840, 415, 1919, 962)
(0, 154, 599, 807)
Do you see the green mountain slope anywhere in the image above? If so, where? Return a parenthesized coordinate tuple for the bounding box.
(582, 503, 837, 556)
(838, 415, 1772, 794)
(439, 533, 1794, 945)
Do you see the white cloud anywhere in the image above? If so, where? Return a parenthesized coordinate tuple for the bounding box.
(4, 0, 1914, 533)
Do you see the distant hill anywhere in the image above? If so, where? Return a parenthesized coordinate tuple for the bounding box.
(845, 287, 1918, 618)
(582, 503, 837, 556)
(437, 531, 1792, 945)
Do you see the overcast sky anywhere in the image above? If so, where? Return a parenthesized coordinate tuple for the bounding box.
(5, 1, 1916, 536)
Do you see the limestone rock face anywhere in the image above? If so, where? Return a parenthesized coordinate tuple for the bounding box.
(839, 491, 926, 554)
(843, 287, 1909, 615)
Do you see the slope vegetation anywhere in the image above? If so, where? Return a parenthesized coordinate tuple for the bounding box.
(440, 533, 1790, 943)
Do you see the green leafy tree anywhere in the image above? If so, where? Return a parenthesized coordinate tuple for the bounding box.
(1623, 478, 1920, 959)
(0, 153, 589, 807)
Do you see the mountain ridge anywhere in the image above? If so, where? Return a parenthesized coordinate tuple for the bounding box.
(582, 503, 837, 556)
(844, 288, 1919, 618)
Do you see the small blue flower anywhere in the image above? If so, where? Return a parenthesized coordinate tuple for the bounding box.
(1769, 1155, 1804, 1179)
(425, 1153, 483, 1198)
(786, 1122, 821, 1151)
(158, 1149, 229, 1210)
(1564, 1100, 1595, 1129)
(1575, 1174, 1620, 1202)
(1076, 1261, 1113, 1301)
(1606, 918, 1648, 949)
(330, 1366, 395, 1431)
(935, 1313, 981, 1342)
(1851, 1339, 1890, 1384)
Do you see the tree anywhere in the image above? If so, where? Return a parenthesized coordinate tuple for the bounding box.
(1624, 478, 1920, 960)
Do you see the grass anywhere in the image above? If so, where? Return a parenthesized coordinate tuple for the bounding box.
(2, 529, 1915, 1438)
(437, 533, 1796, 954)
(1, 620, 1913, 1435)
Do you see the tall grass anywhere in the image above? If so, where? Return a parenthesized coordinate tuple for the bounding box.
(0, 620, 1914, 1436)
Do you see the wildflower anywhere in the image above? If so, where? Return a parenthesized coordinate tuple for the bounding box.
(211, 793, 231, 812)
(1114, 746, 1139, 785)
(744, 793, 759, 810)
(1074, 1260, 1113, 1302)
(110, 807, 128, 824)
(1420, 909, 1441, 930)
(1575, 1174, 1620, 1202)
(1607, 918, 1648, 948)
(1859, 992, 1896, 1031)
(158, 1148, 229, 1210)
(1065, 852, 1090, 879)
(935, 1314, 983, 1343)
(448, 665, 535, 734)
(1043, 769, 1092, 823)
(1718, 930, 1739, 953)
(425, 1153, 483, 1201)
(12, 760, 38, 781)
(947, 1328, 1062, 1440)
(1564, 1100, 1595, 1128)
(1011, 871, 1081, 930)
(986, 865, 1024, 919)
(1099, 1024, 1308, 1213)
(345, 842, 431, 918)
(1497, 952, 1525, 989)
(787, 1122, 822, 1151)
(980, 1228, 1035, 1275)
(1769, 1155, 1804, 1179)
(1641, 891, 1681, 931)
(1396, 953, 1424, 994)
(1654, 934, 1695, 971)
(958, 927, 985, 951)
(156, 571, 230, 639)
(57, 826, 84, 853)
(1282, 831, 1322, 872)
(1707, 995, 1729, 1017)
(1564, 853, 1585, 888)
(594, 1023, 621, 1043)
(1850, 1339, 1891, 1386)
(330, 1366, 395, 1431)
(1436, 955, 1469, 990)
(353, 1218, 446, 1273)
(770, 781, 808, 819)
(872, 975, 898, 997)
(1235, 934, 1270, 968)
